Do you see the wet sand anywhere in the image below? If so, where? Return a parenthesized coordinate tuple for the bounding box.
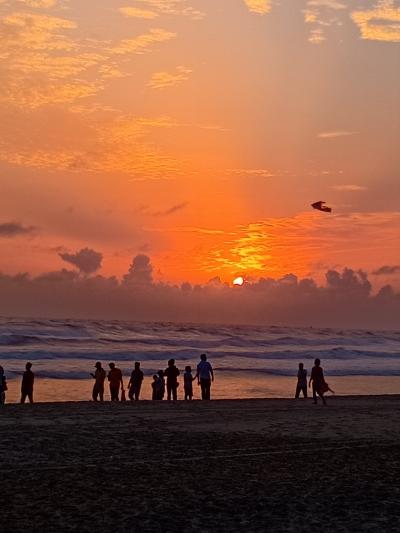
(1, 396, 400, 532)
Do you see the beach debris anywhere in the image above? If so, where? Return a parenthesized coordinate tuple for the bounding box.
(311, 201, 332, 213)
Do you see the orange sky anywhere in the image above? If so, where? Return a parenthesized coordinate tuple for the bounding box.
(0, 0, 399, 287)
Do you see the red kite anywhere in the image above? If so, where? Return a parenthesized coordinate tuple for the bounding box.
(311, 201, 332, 213)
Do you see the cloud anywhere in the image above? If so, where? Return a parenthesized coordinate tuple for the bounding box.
(372, 265, 400, 276)
(148, 66, 192, 89)
(243, 0, 273, 15)
(0, 257, 399, 328)
(119, 0, 205, 20)
(111, 28, 176, 55)
(59, 247, 103, 275)
(119, 6, 159, 19)
(331, 185, 367, 191)
(351, 0, 400, 42)
(124, 254, 153, 285)
(16, 0, 57, 7)
(318, 131, 359, 139)
(304, 0, 348, 43)
(0, 222, 35, 237)
(152, 202, 188, 216)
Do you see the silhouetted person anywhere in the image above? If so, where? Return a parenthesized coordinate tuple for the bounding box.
(164, 359, 180, 401)
(151, 374, 158, 400)
(295, 363, 307, 398)
(0, 365, 7, 405)
(309, 358, 327, 405)
(184, 365, 195, 400)
(108, 362, 123, 401)
(156, 370, 165, 400)
(128, 362, 144, 401)
(21, 362, 34, 404)
(196, 353, 214, 400)
(91, 361, 106, 401)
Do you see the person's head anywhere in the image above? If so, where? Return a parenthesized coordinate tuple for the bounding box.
(314, 358, 320, 367)
(158, 370, 164, 377)
(95, 361, 102, 369)
(109, 362, 115, 370)
(135, 362, 140, 369)
(26, 362, 32, 370)
(168, 358, 175, 367)
(185, 365, 191, 373)
(200, 353, 207, 361)
(153, 374, 158, 381)
(299, 363, 304, 370)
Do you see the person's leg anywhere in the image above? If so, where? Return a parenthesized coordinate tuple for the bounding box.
(135, 385, 141, 400)
(319, 391, 327, 405)
(92, 384, 98, 401)
(295, 384, 301, 398)
(206, 380, 211, 400)
(128, 387, 134, 401)
(302, 385, 308, 398)
(21, 392, 27, 404)
(172, 385, 177, 401)
(167, 383, 172, 401)
(99, 385, 104, 402)
(312, 385, 317, 404)
(200, 379, 205, 399)
(28, 392, 34, 404)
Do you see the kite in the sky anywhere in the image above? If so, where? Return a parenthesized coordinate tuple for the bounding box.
(311, 201, 332, 213)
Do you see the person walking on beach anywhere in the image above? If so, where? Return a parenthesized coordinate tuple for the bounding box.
(309, 358, 327, 405)
(128, 362, 144, 401)
(0, 365, 7, 405)
(196, 353, 214, 400)
(184, 365, 195, 400)
(295, 363, 307, 398)
(21, 362, 34, 404)
(91, 361, 106, 401)
(164, 359, 180, 401)
(108, 362, 124, 402)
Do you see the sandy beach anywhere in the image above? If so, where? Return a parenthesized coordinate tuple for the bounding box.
(1, 396, 400, 532)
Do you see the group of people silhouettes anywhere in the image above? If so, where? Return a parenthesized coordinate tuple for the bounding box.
(295, 358, 334, 404)
(0, 356, 333, 405)
(90, 353, 215, 402)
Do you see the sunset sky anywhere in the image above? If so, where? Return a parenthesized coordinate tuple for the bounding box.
(1, 0, 399, 289)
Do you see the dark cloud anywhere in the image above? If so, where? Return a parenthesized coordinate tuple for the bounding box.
(0, 257, 399, 328)
(124, 254, 153, 285)
(152, 202, 188, 217)
(59, 247, 103, 275)
(0, 222, 35, 237)
(372, 265, 400, 276)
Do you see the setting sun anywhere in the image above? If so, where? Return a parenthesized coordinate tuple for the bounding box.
(233, 276, 244, 286)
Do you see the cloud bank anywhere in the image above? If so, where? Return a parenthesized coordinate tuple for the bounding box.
(0, 254, 399, 329)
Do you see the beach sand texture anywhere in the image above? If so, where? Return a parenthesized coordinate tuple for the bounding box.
(1, 396, 400, 532)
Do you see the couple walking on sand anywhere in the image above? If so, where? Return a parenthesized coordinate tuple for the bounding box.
(295, 358, 334, 405)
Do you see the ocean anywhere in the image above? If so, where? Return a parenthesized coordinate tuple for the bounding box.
(1, 317, 400, 402)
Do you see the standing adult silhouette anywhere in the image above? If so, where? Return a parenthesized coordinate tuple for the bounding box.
(309, 358, 327, 405)
(21, 362, 34, 404)
(108, 362, 124, 401)
(164, 359, 180, 401)
(196, 353, 214, 400)
(91, 361, 106, 401)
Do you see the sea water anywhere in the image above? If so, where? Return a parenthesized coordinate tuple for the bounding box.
(1, 317, 400, 402)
